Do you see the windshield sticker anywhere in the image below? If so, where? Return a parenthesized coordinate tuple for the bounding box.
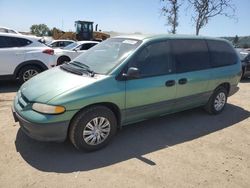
(122, 40, 138, 45)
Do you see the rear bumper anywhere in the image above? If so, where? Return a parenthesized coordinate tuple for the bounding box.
(12, 107, 69, 142)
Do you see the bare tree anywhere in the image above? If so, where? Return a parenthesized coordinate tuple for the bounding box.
(188, 0, 236, 35)
(161, 0, 182, 34)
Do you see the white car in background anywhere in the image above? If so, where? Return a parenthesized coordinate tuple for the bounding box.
(47, 39, 75, 49)
(0, 33, 56, 83)
(0, 26, 20, 34)
(55, 41, 99, 65)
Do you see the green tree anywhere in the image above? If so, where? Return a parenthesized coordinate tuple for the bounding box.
(30, 24, 50, 36)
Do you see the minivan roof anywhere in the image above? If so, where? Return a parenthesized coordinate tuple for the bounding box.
(114, 34, 227, 42)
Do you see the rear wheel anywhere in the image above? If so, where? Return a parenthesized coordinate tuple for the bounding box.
(18, 65, 41, 84)
(69, 106, 117, 151)
(205, 87, 228, 115)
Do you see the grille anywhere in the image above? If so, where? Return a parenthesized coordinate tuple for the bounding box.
(18, 92, 30, 109)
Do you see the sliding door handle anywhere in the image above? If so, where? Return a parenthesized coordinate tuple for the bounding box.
(165, 80, 175, 87)
(178, 78, 187, 85)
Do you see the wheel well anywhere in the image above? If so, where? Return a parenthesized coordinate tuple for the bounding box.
(216, 82, 230, 95)
(57, 56, 71, 65)
(14, 61, 47, 78)
(70, 102, 122, 129)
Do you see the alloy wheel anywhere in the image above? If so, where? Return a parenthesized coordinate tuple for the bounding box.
(82, 117, 111, 145)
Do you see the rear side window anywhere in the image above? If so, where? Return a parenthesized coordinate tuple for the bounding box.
(171, 39, 210, 73)
(16, 38, 32, 46)
(207, 40, 237, 67)
(0, 28, 7, 33)
(0, 36, 7, 48)
(130, 41, 174, 77)
(0, 36, 32, 48)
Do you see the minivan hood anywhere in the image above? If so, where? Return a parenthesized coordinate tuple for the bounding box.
(20, 67, 106, 103)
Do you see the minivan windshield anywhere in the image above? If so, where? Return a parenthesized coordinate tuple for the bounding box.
(71, 38, 142, 74)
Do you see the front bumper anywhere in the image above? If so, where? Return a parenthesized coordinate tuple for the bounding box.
(12, 107, 69, 142)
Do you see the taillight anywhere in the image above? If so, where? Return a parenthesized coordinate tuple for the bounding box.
(42, 49, 54, 55)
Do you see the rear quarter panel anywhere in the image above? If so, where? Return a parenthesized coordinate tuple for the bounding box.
(208, 62, 241, 92)
(24, 47, 57, 68)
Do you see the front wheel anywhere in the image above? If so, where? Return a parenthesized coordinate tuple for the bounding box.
(205, 87, 228, 115)
(69, 106, 117, 151)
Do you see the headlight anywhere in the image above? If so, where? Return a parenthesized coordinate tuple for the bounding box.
(32, 103, 65, 114)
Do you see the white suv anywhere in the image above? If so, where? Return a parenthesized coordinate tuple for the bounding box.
(0, 33, 56, 83)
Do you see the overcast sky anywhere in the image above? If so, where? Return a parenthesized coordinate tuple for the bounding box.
(0, 0, 249, 37)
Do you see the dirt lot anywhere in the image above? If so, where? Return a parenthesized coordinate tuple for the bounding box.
(0, 80, 250, 188)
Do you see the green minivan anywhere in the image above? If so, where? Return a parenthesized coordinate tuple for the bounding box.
(12, 35, 241, 151)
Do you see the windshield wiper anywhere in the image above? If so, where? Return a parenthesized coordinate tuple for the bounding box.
(70, 61, 95, 77)
(70, 61, 90, 69)
(60, 63, 83, 75)
(60, 61, 95, 77)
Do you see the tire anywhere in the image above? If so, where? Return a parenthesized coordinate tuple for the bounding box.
(57, 56, 70, 66)
(18, 65, 41, 84)
(69, 106, 117, 151)
(241, 68, 245, 80)
(205, 87, 228, 115)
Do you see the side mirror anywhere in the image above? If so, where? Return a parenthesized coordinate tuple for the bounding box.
(123, 67, 140, 79)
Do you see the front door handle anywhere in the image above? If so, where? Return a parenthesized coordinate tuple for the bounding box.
(165, 80, 175, 87)
(178, 78, 187, 85)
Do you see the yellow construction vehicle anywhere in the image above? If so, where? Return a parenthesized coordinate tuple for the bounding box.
(52, 20, 110, 41)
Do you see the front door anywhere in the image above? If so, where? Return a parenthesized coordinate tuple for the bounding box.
(124, 41, 177, 124)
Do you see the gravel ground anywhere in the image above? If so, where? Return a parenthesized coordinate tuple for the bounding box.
(0, 80, 249, 188)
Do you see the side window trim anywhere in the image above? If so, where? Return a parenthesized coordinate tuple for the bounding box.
(125, 39, 176, 79)
(171, 39, 210, 73)
(206, 39, 237, 68)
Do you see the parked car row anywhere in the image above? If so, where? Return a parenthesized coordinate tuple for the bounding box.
(0, 33, 98, 83)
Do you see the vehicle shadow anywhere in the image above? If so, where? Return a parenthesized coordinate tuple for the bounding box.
(15, 103, 250, 173)
(0, 80, 20, 93)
